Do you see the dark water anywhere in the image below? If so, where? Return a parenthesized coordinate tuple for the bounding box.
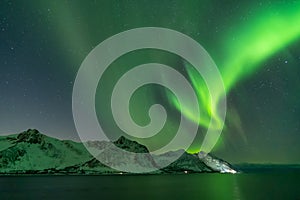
(0, 172, 300, 200)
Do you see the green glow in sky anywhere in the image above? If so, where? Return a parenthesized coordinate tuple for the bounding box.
(31, 1, 300, 156)
(222, 3, 300, 93)
(169, 3, 300, 152)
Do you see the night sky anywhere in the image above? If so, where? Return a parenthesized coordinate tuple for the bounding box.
(1, 0, 300, 164)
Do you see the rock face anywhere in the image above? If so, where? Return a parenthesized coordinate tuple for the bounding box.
(198, 151, 237, 174)
(0, 129, 237, 174)
(159, 151, 213, 173)
(113, 136, 149, 153)
(16, 129, 44, 144)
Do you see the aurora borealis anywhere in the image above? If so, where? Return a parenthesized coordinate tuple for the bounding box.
(168, 2, 300, 153)
(1, 0, 300, 164)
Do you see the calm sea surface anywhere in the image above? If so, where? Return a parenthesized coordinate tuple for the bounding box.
(0, 171, 299, 200)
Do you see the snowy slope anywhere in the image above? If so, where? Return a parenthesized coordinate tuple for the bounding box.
(0, 129, 237, 174)
(0, 129, 92, 173)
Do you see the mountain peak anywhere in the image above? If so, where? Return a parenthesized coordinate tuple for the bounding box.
(115, 136, 127, 143)
(16, 129, 45, 144)
(113, 136, 149, 153)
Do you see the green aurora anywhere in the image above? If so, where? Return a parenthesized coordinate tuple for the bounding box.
(2, 0, 300, 164)
(47, 1, 300, 154)
(168, 2, 300, 152)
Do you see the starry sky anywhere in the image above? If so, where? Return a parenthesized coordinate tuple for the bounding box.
(0, 0, 300, 164)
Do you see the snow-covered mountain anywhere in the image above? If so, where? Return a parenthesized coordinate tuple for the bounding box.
(0, 129, 237, 174)
(0, 129, 92, 173)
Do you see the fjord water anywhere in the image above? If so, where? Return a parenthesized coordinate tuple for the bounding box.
(0, 172, 299, 200)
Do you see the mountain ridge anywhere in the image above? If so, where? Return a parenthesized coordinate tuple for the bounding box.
(0, 129, 237, 175)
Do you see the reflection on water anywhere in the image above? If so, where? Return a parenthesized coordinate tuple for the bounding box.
(0, 171, 299, 200)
